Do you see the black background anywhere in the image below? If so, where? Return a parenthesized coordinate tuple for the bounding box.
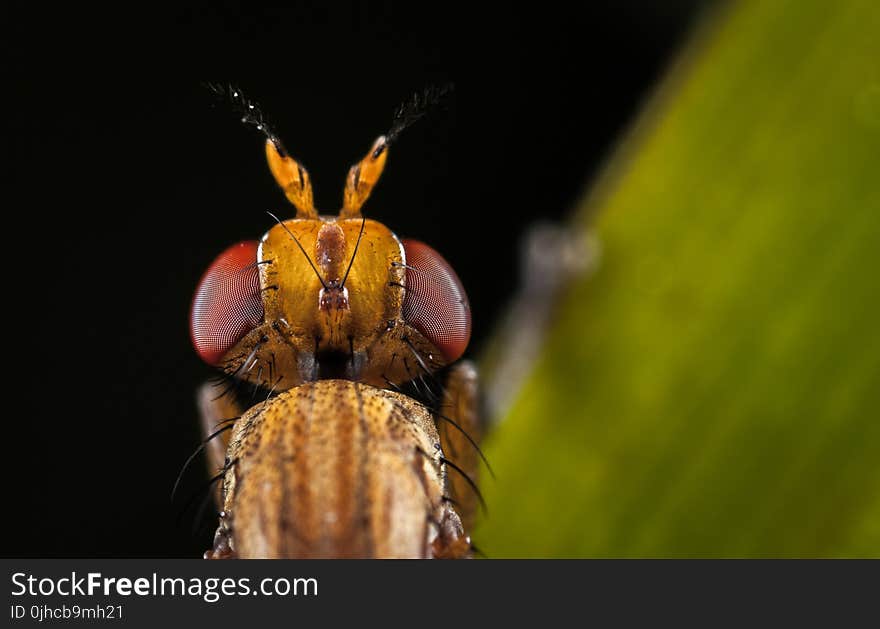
(8, 2, 707, 557)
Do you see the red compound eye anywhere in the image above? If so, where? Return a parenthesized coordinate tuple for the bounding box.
(190, 241, 264, 366)
(401, 239, 471, 362)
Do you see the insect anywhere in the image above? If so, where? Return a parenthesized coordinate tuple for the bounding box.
(184, 86, 484, 558)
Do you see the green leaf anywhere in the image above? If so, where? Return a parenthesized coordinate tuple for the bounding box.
(476, 0, 880, 557)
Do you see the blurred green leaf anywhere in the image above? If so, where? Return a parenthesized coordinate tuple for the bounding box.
(476, 0, 880, 557)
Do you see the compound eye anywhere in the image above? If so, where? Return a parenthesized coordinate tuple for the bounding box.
(190, 241, 264, 366)
(401, 239, 471, 362)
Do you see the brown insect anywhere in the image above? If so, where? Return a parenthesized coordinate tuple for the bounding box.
(185, 86, 483, 558)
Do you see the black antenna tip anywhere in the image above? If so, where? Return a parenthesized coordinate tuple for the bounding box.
(386, 82, 455, 146)
(204, 82, 285, 154)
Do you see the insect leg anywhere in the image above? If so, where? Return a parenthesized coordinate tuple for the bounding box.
(197, 380, 247, 506)
(481, 222, 600, 423)
(434, 360, 482, 533)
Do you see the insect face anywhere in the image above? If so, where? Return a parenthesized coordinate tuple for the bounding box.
(191, 138, 471, 391)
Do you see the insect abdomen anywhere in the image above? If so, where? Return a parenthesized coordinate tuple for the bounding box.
(215, 380, 464, 558)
